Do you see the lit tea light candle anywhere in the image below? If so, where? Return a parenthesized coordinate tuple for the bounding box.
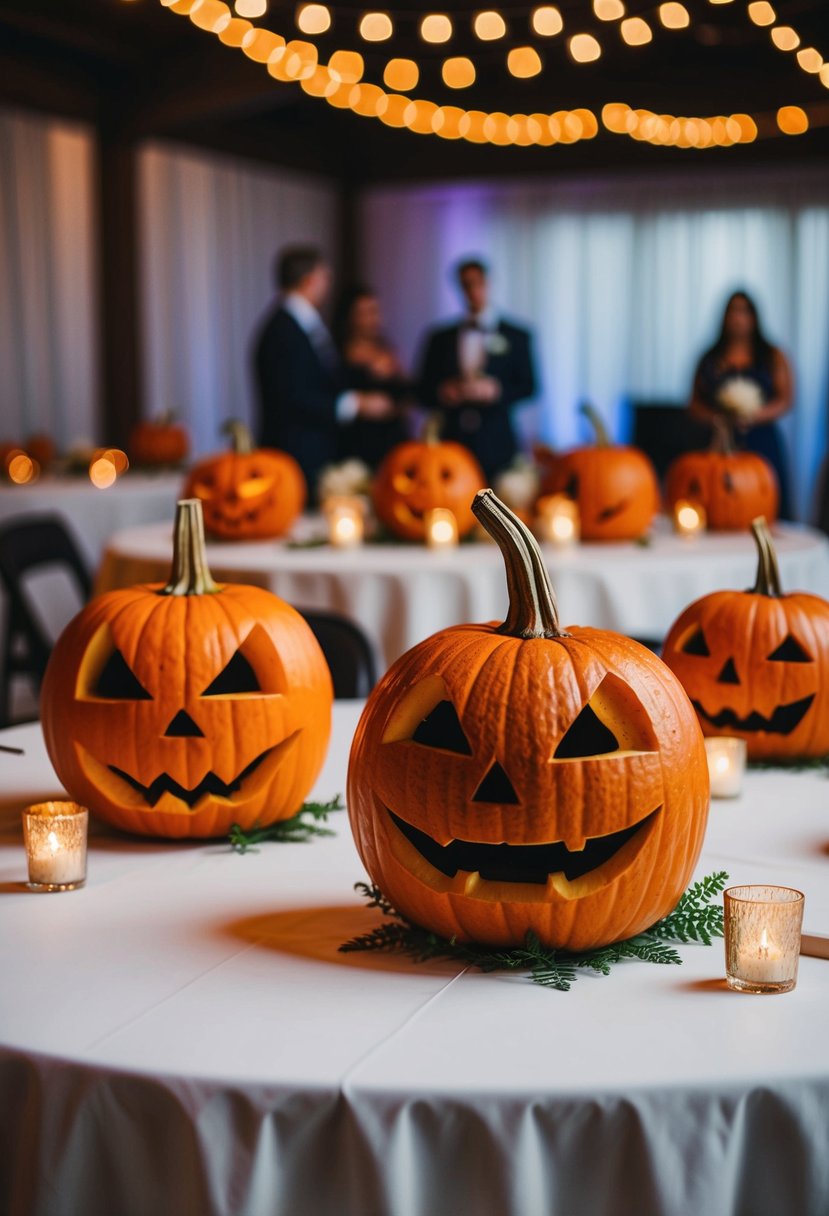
(673, 499, 706, 537)
(705, 736, 747, 798)
(536, 495, 580, 547)
(325, 497, 365, 548)
(424, 507, 459, 550)
(724, 884, 804, 994)
(22, 801, 89, 892)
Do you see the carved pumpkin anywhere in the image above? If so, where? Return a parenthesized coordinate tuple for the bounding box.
(665, 422, 778, 531)
(538, 404, 659, 541)
(347, 490, 709, 951)
(41, 499, 332, 838)
(663, 517, 829, 759)
(183, 420, 306, 540)
(372, 421, 485, 541)
(129, 413, 190, 467)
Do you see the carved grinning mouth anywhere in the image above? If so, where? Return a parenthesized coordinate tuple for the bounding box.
(692, 694, 814, 735)
(109, 747, 274, 809)
(388, 807, 660, 885)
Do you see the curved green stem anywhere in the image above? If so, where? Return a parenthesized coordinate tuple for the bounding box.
(580, 402, 610, 447)
(750, 516, 783, 597)
(160, 499, 221, 596)
(222, 419, 254, 454)
(711, 416, 735, 456)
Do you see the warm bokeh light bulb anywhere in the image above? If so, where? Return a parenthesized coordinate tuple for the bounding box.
(383, 58, 419, 91)
(771, 26, 799, 51)
(731, 113, 758, 142)
(296, 4, 330, 34)
(7, 452, 39, 485)
(219, 16, 252, 44)
(421, 13, 452, 43)
(569, 33, 601, 62)
(747, 1, 775, 25)
(777, 105, 808, 135)
(442, 57, 476, 88)
(531, 6, 563, 36)
(601, 101, 629, 132)
(432, 105, 464, 138)
(359, 12, 393, 41)
(103, 448, 130, 475)
(349, 82, 384, 115)
(507, 46, 543, 76)
(821, 64, 829, 88)
(659, 3, 689, 30)
(328, 49, 364, 83)
(235, 0, 266, 16)
(406, 99, 439, 134)
(593, 0, 624, 20)
(620, 17, 652, 45)
(474, 11, 506, 40)
(190, 1, 231, 33)
(89, 457, 117, 490)
(797, 48, 823, 74)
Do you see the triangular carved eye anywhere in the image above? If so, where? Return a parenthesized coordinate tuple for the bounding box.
(768, 635, 812, 663)
(555, 703, 619, 759)
(681, 627, 710, 656)
(94, 649, 153, 700)
(412, 700, 473, 754)
(203, 651, 260, 696)
(473, 761, 519, 804)
(717, 658, 740, 685)
(564, 473, 579, 499)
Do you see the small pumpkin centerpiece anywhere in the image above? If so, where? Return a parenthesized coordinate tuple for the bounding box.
(183, 420, 306, 540)
(371, 418, 485, 541)
(41, 498, 333, 838)
(538, 404, 659, 541)
(129, 412, 190, 468)
(347, 489, 709, 951)
(663, 516, 829, 759)
(665, 419, 778, 532)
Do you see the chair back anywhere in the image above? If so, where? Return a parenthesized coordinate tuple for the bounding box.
(297, 610, 378, 700)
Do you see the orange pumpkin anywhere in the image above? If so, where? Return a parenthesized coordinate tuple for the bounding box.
(539, 405, 659, 541)
(663, 517, 829, 759)
(129, 413, 190, 467)
(183, 420, 306, 540)
(372, 421, 485, 541)
(347, 490, 709, 951)
(41, 499, 332, 838)
(25, 434, 57, 471)
(665, 422, 778, 531)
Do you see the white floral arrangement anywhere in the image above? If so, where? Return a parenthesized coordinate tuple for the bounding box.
(494, 458, 541, 512)
(716, 376, 764, 422)
(317, 458, 373, 504)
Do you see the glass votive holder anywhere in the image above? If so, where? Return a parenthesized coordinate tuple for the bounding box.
(705, 736, 747, 798)
(22, 801, 89, 892)
(325, 496, 365, 548)
(424, 507, 459, 550)
(673, 498, 706, 538)
(724, 885, 804, 994)
(536, 494, 580, 547)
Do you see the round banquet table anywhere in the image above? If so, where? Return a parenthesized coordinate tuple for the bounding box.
(94, 517, 829, 671)
(1, 704, 828, 1216)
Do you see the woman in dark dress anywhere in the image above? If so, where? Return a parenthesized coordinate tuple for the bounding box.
(334, 286, 411, 469)
(688, 290, 794, 518)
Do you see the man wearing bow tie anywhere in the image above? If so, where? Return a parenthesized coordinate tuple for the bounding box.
(417, 258, 537, 480)
(254, 246, 393, 499)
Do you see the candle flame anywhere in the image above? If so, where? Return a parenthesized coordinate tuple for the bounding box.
(47, 830, 60, 855)
(715, 754, 729, 773)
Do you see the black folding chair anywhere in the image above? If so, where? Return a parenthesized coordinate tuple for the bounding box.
(297, 610, 378, 699)
(0, 514, 92, 726)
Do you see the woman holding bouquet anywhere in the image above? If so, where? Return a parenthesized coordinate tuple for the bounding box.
(688, 290, 793, 517)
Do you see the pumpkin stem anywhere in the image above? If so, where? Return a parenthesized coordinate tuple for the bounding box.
(472, 489, 567, 639)
(422, 413, 443, 444)
(160, 499, 222, 596)
(710, 416, 735, 456)
(222, 419, 254, 455)
(580, 402, 610, 447)
(750, 515, 783, 597)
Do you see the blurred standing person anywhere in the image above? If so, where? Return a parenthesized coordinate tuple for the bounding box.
(417, 258, 537, 481)
(254, 247, 393, 499)
(333, 285, 411, 469)
(688, 289, 794, 518)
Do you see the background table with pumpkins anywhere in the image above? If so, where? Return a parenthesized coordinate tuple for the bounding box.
(94, 515, 829, 669)
(1, 701, 828, 1216)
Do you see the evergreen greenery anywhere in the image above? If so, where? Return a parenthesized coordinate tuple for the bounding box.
(228, 795, 345, 852)
(340, 871, 728, 992)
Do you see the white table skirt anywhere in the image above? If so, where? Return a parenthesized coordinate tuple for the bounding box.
(94, 517, 829, 670)
(1, 704, 828, 1216)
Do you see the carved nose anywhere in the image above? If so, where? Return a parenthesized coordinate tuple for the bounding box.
(717, 658, 740, 685)
(473, 761, 519, 805)
(164, 709, 204, 738)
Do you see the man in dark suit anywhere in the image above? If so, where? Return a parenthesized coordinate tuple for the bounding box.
(418, 258, 537, 481)
(254, 246, 393, 498)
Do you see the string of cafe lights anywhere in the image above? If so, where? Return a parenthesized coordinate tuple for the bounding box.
(159, 0, 828, 148)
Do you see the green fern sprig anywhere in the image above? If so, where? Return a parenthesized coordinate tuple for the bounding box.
(228, 795, 345, 853)
(340, 872, 727, 991)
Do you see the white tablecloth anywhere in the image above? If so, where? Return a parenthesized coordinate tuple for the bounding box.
(0, 705, 828, 1216)
(95, 518, 829, 670)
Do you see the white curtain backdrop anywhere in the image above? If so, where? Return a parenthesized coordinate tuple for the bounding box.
(138, 142, 340, 455)
(360, 165, 829, 521)
(0, 109, 98, 447)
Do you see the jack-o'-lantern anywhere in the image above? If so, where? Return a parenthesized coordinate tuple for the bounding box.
(663, 516, 829, 759)
(347, 490, 709, 951)
(372, 420, 485, 541)
(41, 499, 332, 838)
(665, 421, 778, 531)
(538, 404, 659, 541)
(183, 420, 306, 540)
(129, 413, 190, 467)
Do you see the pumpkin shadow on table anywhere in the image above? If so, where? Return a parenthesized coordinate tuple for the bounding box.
(222, 903, 459, 977)
(674, 977, 731, 995)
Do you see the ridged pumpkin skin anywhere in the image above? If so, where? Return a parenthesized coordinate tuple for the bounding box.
(663, 518, 829, 759)
(41, 502, 332, 838)
(129, 417, 190, 467)
(665, 449, 778, 531)
(347, 491, 709, 951)
(538, 407, 659, 542)
(372, 438, 485, 541)
(183, 421, 306, 540)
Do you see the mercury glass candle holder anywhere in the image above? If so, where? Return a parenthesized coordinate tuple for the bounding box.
(705, 737, 747, 798)
(724, 885, 804, 994)
(325, 496, 365, 548)
(22, 801, 89, 892)
(536, 494, 580, 547)
(424, 507, 459, 550)
(673, 499, 706, 538)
